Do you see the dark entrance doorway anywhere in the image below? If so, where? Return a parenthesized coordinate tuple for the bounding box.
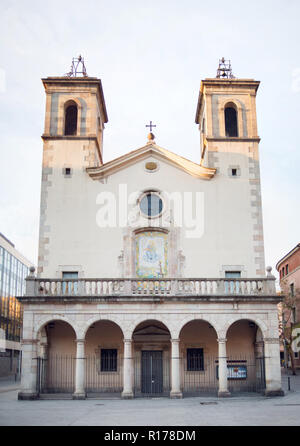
(141, 350, 163, 394)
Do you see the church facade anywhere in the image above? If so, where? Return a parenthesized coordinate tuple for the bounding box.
(18, 59, 283, 399)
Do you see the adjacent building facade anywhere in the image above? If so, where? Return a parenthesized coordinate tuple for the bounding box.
(276, 243, 300, 368)
(18, 59, 283, 400)
(0, 233, 33, 377)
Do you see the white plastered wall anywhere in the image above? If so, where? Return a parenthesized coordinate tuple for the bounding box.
(39, 141, 261, 279)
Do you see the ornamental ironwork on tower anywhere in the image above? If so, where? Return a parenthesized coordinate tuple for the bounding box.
(216, 57, 235, 79)
(66, 55, 88, 77)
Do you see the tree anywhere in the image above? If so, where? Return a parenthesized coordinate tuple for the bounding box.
(279, 281, 300, 375)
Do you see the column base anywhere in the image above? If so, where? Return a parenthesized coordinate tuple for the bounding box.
(72, 392, 86, 400)
(264, 389, 284, 397)
(170, 391, 183, 399)
(218, 390, 231, 398)
(121, 391, 134, 399)
(18, 392, 38, 400)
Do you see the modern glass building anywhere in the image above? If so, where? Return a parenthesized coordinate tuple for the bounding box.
(0, 233, 34, 377)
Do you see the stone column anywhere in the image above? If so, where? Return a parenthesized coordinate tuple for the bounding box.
(40, 342, 48, 358)
(254, 341, 264, 358)
(170, 339, 182, 398)
(122, 338, 133, 399)
(264, 338, 284, 396)
(18, 339, 39, 400)
(73, 339, 86, 399)
(218, 338, 230, 397)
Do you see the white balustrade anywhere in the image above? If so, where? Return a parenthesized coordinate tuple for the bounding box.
(28, 277, 276, 298)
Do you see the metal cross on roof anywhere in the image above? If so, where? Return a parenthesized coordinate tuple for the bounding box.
(146, 121, 156, 132)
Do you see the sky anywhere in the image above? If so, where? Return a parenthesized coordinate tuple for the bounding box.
(0, 0, 299, 286)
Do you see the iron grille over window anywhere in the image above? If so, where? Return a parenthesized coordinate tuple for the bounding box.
(187, 348, 204, 371)
(101, 349, 117, 372)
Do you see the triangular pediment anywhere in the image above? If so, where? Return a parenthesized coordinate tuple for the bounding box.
(86, 142, 216, 180)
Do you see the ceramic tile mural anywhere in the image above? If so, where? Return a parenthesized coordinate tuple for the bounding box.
(135, 232, 168, 278)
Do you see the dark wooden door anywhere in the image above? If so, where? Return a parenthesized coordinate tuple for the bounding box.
(141, 350, 163, 394)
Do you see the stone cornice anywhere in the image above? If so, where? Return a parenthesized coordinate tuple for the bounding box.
(205, 137, 261, 143)
(201, 78, 260, 88)
(18, 294, 281, 304)
(42, 134, 99, 142)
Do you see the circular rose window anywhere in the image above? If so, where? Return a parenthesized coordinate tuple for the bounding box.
(140, 192, 163, 217)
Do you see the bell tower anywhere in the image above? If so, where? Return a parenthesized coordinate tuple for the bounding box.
(195, 58, 265, 277)
(42, 55, 108, 166)
(38, 57, 108, 276)
(195, 58, 260, 168)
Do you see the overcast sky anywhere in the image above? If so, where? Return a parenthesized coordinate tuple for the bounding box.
(0, 0, 299, 284)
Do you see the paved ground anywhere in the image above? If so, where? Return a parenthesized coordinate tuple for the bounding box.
(0, 371, 299, 426)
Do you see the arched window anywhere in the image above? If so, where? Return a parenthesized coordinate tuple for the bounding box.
(64, 101, 78, 136)
(225, 104, 238, 137)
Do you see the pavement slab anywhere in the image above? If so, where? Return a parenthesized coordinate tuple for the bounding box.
(0, 371, 299, 426)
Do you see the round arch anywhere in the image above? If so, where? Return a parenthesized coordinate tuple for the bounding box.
(61, 97, 86, 116)
(174, 315, 221, 340)
(64, 100, 78, 135)
(178, 319, 219, 352)
(218, 97, 244, 138)
(128, 316, 172, 339)
(63, 98, 80, 109)
(219, 97, 243, 115)
(224, 316, 268, 340)
(34, 315, 78, 340)
(84, 319, 125, 366)
(224, 100, 238, 111)
(80, 315, 125, 340)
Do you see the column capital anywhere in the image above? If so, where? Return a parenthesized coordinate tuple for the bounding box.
(21, 339, 39, 345)
(218, 338, 227, 343)
(264, 338, 279, 344)
(123, 338, 132, 344)
(171, 338, 180, 343)
(75, 339, 85, 344)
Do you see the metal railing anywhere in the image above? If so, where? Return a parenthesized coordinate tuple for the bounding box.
(37, 355, 124, 395)
(182, 354, 266, 396)
(35, 353, 266, 396)
(37, 355, 76, 393)
(85, 355, 123, 395)
(26, 276, 276, 297)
